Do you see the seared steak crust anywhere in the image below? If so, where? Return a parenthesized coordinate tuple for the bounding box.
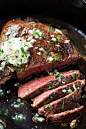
(38, 90, 82, 117)
(0, 20, 81, 84)
(47, 106, 84, 126)
(31, 79, 85, 108)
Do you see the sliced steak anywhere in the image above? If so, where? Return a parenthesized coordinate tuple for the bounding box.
(47, 105, 84, 126)
(31, 79, 85, 108)
(0, 20, 81, 84)
(38, 90, 82, 117)
(18, 70, 80, 99)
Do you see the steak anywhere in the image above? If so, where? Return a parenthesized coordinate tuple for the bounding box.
(47, 105, 84, 126)
(31, 79, 85, 108)
(0, 20, 81, 84)
(38, 90, 82, 117)
(18, 70, 80, 99)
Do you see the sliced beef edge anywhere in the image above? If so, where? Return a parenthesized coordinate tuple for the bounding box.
(46, 105, 84, 126)
(31, 79, 85, 108)
(18, 70, 80, 99)
(38, 89, 82, 117)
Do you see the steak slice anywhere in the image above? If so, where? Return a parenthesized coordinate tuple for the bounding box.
(47, 105, 84, 126)
(31, 79, 85, 108)
(38, 90, 82, 117)
(18, 70, 80, 99)
(0, 20, 81, 84)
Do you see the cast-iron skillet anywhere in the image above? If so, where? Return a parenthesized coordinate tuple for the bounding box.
(0, 0, 86, 129)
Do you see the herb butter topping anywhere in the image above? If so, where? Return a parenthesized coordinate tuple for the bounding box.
(1, 37, 35, 66)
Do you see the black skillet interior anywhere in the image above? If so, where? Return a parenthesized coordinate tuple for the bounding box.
(0, 0, 86, 129)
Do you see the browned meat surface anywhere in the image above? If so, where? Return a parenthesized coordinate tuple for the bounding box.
(47, 105, 84, 126)
(38, 90, 82, 117)
(31, 79, 85, 108)
(0, 20, 81, 84)
(18, 70, 80, 99)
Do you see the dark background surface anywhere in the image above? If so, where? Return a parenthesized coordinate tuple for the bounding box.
(0, 0, 86, 32)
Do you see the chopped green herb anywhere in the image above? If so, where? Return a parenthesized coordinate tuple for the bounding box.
(45, 47, 49, 52)
(33, 23, 37, 26)
(72, 73, 79, 81)
(37, 44, 40, 47)
(7, 66, 14, 72)
(50, 106, 52, 111)
(57, 37, 63, 41)
(21, 66, 25, 71)
(61, 100, 65, 109)
(43, 100, 50, 105)
(60, 75, 65, 79)
(39, 88, 43, 91)
(48, 85, 55, 90)
(26, 21, 28, 22)
(6, 26, 9, 29)
(69, 97, 71, 99)
(50, 96, 54, 100)
(48, 27, 53, 30)
(56, 56, 60, 61)
(8, 41, 11, 43)
(32, 63, 34, 65)
(0, 49, 4, 54)
(40, 29, 45, 31)
(55, 73, 61, 78)
(34, 93, 39, 96)
(3, 32, 6, 34)
(45, 105, 48, 109)
(17, 66, 20, 71)
(51, 80, 54, 83)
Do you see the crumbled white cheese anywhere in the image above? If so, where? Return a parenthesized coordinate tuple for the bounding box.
(55, 44, 60, 47)
(54, 28, 63, 34)
(68, 89, 73, 93)
(39, 47, 44, 51)
(51, 37, 56, 42)
(64, 40, 70, 43)
(5, 31, 11, 36)
(47, 57, 53, 62)
(50, 35, 54, 37)
(73, 84, 77, 91)
(32, 113, 45, 122)
(70, 119, 77, 128)
(62, 89, 67, 93)
(37, 52, 41, 55)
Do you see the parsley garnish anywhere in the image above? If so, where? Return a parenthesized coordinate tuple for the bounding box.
(33, 23, 37, 26)
(48, 27, 53, 30)
(7, 66, 14, 72)
(55, 73, 61, 78)
(50, 96, 54, 100)
(57, 37, 63, 41)
(43, 100, 50, 105)
(50, 106, 52, 111)
(6, 26, 9, 29)
(37, 44, 40, 47)
(60, 75, 65, 78)
(62, 100, 65, 109)
(45, 105, 48, 109)
(48, 85, 56, 90)
(72, 73, 79, 81)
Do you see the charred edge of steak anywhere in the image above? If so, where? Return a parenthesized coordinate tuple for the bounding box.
(46, 105, 84, 126)
(18, 70, 80, 99)
(38, 90, 82, 117)
(31, 79, 85, 108)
